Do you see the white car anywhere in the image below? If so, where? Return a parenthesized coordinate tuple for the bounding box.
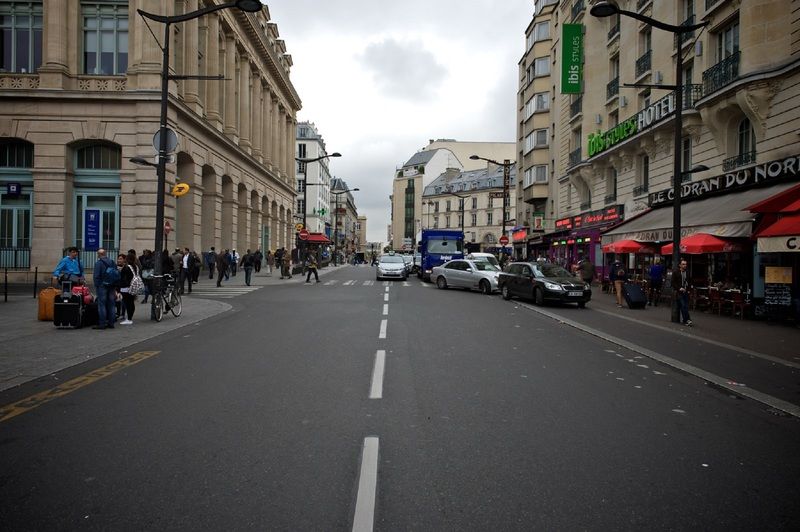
(431, 258, 501, 294)
(376, 254, 408, 281)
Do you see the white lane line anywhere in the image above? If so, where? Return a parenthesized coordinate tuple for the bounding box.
(382, 304, 388, 316)
(383, 294, 389, 302)
(384, 286, 389, 292)
(369, 350, 386, 399)
(402, 281, 410, 287)
(344, 280, 356, 286)
(383, 281, 390, 287)
(324, 280, 338, 285)
(352, 437, 379, 532)
(379, 319, 387, 339)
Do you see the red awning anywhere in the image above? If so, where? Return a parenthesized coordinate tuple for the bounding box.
(746, 183, 800, 213)
(305, 233, 331, 244)
(601, 239, 656, 254)
(661, 233, 745, 255)
(753, 214, 800, 237)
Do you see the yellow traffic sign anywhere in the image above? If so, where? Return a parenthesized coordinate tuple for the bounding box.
(295, 223, 305, 231)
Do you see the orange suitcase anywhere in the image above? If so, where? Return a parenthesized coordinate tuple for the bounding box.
(38, 287, 59, 321)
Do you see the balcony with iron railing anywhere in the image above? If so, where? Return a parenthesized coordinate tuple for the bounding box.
(682, 84, 704, 109)
(637, 0, 652, 11)
(635, 50, 652, 78)
(678, 15, 696, 45)
(604, 193, 617, 205)
(0, 247, 31, 269)
(580, 200, 591, 211)
(722, 150, 757, 172)
(608, 21, 620, 41)
(703, 51, 740, 95)
(570, 96, 583, 118)
(571, 0, 585, 21)
(705, 0, 722, 10)
(569, 147, 582, 167)
(633, 184, 649, 197)
(607, 76, 619, 99)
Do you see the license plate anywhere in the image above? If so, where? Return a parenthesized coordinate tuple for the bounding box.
(568, 291, 582, 297)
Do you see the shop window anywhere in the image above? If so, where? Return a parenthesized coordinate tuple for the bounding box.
(82, 1, 129, 75)
(0, 1, 43, 74)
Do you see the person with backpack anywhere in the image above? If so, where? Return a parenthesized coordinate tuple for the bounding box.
(119, 251, 142, 325)
(239, 249, 255, 286)
(93, 248, 120, 329)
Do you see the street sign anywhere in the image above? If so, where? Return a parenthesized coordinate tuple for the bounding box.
(295, 223, 304, 231)
(153, 128, 179, 153)
(164, 220, 172, 235)
(299, 229, 309, 240)
(172, 183, 190, 197)
(499, 235, 509, 245)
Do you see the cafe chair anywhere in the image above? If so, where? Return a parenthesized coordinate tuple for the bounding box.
(692, 288, 710, 311)
(731, 291, 750, 319)
(708, 287, 723, 314)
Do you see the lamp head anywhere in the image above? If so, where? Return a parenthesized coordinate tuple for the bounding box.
(330, 152, 342, 158)
(691, 164, 710, 173)
(590, 1, 619, 17)
(235, 0, 263, 13)
(469, 155, 480, 160)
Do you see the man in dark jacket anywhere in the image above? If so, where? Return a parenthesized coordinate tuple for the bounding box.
(206, 246, 217, 279)
(93, 248, 117, 330)
(239, 249, 255, 286)
(671, 258, 692, 326)
(216, 250, 229, 287)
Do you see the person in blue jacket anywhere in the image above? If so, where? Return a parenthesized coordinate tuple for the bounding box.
(52, 246, 84, 287)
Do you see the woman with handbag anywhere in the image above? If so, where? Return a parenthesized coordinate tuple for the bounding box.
(119, 252, 143, 325)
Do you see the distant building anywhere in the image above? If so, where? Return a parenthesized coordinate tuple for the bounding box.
(356, 216, 368, 254)
(331, 177, 358, 259)
(296, 122, 335, 236)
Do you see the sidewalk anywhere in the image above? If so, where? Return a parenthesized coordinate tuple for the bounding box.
(588, 284, 800, 362)
(0, 263, 351, 394)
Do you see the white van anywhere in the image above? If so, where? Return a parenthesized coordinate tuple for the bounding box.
(466, 252, 500, 267)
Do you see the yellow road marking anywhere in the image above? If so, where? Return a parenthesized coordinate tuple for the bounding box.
(0, 350, 161, 423)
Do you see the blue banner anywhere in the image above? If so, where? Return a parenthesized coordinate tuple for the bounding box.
(85, 209, 100, 251)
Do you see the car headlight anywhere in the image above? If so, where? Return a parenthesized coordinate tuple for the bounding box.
(544, 282, 564, 291)
(584, 283, 591, 290)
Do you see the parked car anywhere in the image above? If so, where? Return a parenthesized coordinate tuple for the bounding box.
(497, 262, 591, 307)
(401, 254, 413, 273)
(376, 253, 408, 281)
(431, 258, 502, 295)
(466, 252, 500, 268)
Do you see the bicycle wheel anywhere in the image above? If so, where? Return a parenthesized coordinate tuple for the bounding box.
(152, 292, 164, 322)
(170, 290, 182, 317)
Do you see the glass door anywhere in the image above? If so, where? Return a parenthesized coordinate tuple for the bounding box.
(75, 193, 119, 265)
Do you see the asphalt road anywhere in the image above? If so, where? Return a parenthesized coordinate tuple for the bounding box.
(1, 265, 799, 530)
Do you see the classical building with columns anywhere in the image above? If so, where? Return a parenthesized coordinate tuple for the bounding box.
(0, 0, 301, 277)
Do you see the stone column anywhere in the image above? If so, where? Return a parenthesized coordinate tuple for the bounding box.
(252, 78, 263, 162)
(223, 37, 237, 139)
(183, 0, 201, 113)
(239, 59, 252, 152)
(38, 0, 68, 88)
(205, 14, 222, 129)
(278, 107, 286, 178)
(286, 117, 296, 182)
(272, 100, 281, 173)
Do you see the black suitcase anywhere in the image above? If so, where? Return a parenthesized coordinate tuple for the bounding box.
(622, 283, 647, 309)
(54, 294, 83, 328)
(82, 302, 99, 327)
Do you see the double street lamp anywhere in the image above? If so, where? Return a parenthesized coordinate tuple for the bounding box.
(590, 1, 708, 323)
(133, 0, 263, 320)
(470, 155, 513, 252)
(331, 188, 359, 265)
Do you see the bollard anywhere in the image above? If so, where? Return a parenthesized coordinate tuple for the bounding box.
(34, 266, 39, 298)
(4, 268, 7, 303)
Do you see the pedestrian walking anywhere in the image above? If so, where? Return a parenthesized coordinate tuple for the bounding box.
(281, 249, 292, 279)
(92, 248, 118, 330)
(266, 250, 274, 275)
(610, 259, 626, 308)
(179, 246, 194, 294)
(139, 249, 154, 303)
(190, 251, 200, 283)
(206, 246, 217, 279)
(253, 249, 263, 273)
(224, 249, 232, 280)
(239, 249, 255, 286)
(672, 258, 693, 326)
(305, 252, 319, 283)
(216, 250, 229, 287)
(231, 249, 239, 276)
(119, 252, 140, 325)
(171, 248, 183, 278)
(578, 258, 596, 285)
(114, 253, 126, 321)
(648, 257, 664, 306)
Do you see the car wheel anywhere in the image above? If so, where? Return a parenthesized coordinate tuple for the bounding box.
(479, 280, 491, 295)
(578, 301, 586, 308)
(436, 276, 448, 289)
(501, 285, 511, 300)
(534, 286, 544, 305)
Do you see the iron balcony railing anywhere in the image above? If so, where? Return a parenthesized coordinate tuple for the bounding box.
(608, 22, 620, 41)
(570, 95, 583, 117)
(722, 150, 757, 172)
(705, 0, 721, 10)
(607, 76, 619, 99)
(604, 193, 617, 205)
(580, 201, 591, 211)
(569, 147, 582, 167)
(78, 248, 119, 270)
(0, 247, 31, 269)
(678, 15, 696, 45)
(703, 51, 740, 95)
(682, 84, 704, 109)
(635, 49, 652, 77)
(571, 0, 585, 20)
(637, 0, 651, 11)
(633, 184, 649, 197)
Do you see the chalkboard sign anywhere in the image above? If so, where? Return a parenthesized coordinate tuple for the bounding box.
(764, 283, 792, 306)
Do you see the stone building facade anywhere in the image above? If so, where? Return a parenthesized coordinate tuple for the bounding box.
(295, 121, 334, 236)
(0, 0, 301, 276)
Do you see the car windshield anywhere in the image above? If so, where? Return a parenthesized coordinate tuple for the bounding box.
(473, 261, 500, 272)
(471, 255, 499, 266)
(538, 264, 572, 278)
(427, 238, 463, 253)
(380, 256, 404, 264)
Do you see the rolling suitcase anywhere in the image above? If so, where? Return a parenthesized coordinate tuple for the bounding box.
(622, 283, 647, 309)
(54, 293, 83, 329)
(38, 287, 59, 321)
(82, 301, 99, 327)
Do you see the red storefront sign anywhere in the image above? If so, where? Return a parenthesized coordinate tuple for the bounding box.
(555, 205, 624, 231)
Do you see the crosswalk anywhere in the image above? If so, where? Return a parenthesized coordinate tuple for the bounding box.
(323, 280, 415, 287)
(184, 285, 262, 299)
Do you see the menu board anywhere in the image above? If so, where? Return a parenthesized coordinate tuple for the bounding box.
(765, 266, 792, 284)
(764, 283, 792, 306)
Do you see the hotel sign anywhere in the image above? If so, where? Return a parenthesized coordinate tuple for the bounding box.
(587, 92, 676, 157)
(561, 24, 583, 94)
(648, 155, 800, 207)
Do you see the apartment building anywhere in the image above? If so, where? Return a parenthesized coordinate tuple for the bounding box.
(0, 0, 301, 276)
(295, 121, 334, 236)
(331, 177, 358, 259)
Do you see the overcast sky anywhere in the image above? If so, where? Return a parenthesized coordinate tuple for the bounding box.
(267, 0, 534, 243)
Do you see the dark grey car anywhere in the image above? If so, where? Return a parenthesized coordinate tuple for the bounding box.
(497, 262, 591, 307)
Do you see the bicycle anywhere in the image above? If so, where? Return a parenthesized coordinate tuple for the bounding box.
(150, 273, 182, 322)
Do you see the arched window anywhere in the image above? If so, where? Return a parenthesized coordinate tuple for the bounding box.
(0, 139, 34, 168)
(737, 118, 755, 156)
(72, 142, 121, 259)
(76, 143, 121, 170)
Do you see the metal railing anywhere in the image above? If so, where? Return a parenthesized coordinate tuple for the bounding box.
(682, 84, 704, 109)
(703, 51, 740, 95)
(633, 184, 649, 196)
(78, 248, 120, 270)
(607, 76, 619, 99)
(604, 193, 617, 205)
(637, 0, 651, 10)
(580, 201, 591, 211)
(608, 22, 620, 40)
(722, 150, 757, 172)
(635, 50, 652, 77)
(571, 0, 585, 20)
(569, 147, 582, 167)
(0, 247, 31, 269)
(570, 95, 583, 117)
(678, 15, 696, 45)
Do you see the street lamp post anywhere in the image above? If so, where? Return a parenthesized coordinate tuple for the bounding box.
(470, 155, 512, 254)
(331, 188, 359, 266)
(134, 0, 263, 320)
(590, 1, 707, 323)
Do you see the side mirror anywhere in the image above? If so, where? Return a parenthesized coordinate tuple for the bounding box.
(466, 267, 474, 273)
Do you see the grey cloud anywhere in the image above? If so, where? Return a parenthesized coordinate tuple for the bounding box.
(359, 39, 447, 100)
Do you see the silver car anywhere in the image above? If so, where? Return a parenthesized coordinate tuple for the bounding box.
(431, 258, 501, 294)
(376, 254, 408, 281)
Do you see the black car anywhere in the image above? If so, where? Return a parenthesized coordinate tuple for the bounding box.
(497, 262, 591, 308)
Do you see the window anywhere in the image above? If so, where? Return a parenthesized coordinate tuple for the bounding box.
(297, 179, 305, 193)
(457, 214, 463, 227)
(524, 91, 550, 119)
(635, 154, 649, 195)
(445, 215, 451, 228)
(640, 89, 651, 110)
(446, 200, 451, 212)
(471, 197, 477, 209)
(434, 201, 439, 213)
(0, 1, 43, 73)
(534, 56, 550, 76)
(606, 167, 617, 201)
(76, 144, 121, 170)
(297, 143, 307, 159)
(296, 198, 305, 215)
(486, 212, 493, 225)
(738, 118, 755, 155)
(525, 129, 548, 153)
(82, 1, 128, 75)
(718, 19, 739, 61)
(433, 216, 439, 229)
(298, 127, 308, 137)
(681, 136, 692, 177)
(458, 198, 465, 210)
(0, 139, 33, 168)
(1, 192, 32, 254)
(488, 196, 494, 208)
(533, 21, 550, 41)
(471, 213, 477, 226)
(535, 165, 548, 183)
(609, 110, 618, 128)
(524, 168, 534, 187)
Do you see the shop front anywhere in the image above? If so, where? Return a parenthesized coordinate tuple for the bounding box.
(511, 228, 528, 260)
(548, 205, 624, 274)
